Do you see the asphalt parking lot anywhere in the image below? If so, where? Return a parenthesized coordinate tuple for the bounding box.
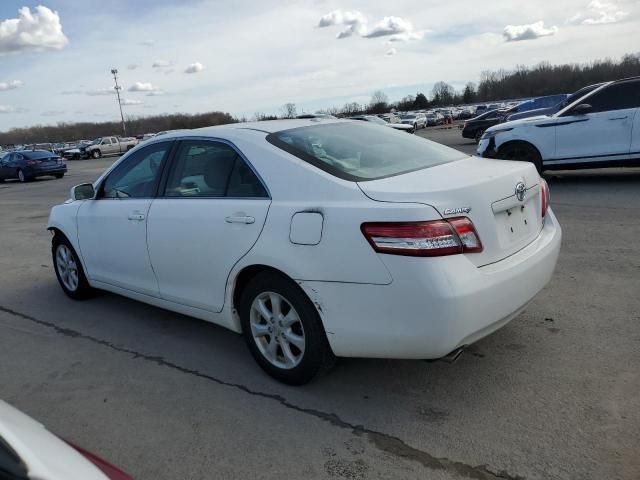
(1, 132, 639, 480)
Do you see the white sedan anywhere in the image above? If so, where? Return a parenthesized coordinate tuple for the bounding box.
(48, 119, 561, 384)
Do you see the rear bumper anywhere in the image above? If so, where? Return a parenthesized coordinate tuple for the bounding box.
(26, 165, 67, 177)
(302, 210, 561, 359)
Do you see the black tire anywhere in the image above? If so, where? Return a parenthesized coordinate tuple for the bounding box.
(55, 173, 64, 179)
(239, 271, 335, 385)
(52, 234, 94, 300)
(474, 130, 484, 144)
(498, 142, 543, 174)
(73, 153, 80, 160)
(92, 149, 101, 159)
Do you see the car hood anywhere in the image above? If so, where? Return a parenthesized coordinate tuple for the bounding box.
(485, 115, 552, 132)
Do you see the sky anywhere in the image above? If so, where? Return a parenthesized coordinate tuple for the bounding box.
(0, 0, 638, 131)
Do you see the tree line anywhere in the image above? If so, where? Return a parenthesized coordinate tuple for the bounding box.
(2, 54, 639, 146)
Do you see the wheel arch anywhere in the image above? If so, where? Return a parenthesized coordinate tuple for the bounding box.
(497, 139, 542, 158)
(229, 264, 326, 332)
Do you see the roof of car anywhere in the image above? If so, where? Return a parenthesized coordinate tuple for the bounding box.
(156, 118, 354, 139)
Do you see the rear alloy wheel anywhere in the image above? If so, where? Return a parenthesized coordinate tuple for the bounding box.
(17, 169, 28, 183)
(55, 173, 64, 179)
(239, 271, 334, 385)
(498, 143, 543, 174)
(52, 235, 94, 300)
(92, 150, 101, 159)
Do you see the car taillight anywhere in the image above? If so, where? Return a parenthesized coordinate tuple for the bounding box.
(361, 217, 483, 257)
(65, 441, 134, 480)
(540, 177, 550, 219)
(26, 160, 37, 165)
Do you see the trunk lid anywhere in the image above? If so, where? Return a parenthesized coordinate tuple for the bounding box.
(357, 157, 543, 266)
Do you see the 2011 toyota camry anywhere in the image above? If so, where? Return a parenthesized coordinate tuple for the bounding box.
(48, 119, 561, 384)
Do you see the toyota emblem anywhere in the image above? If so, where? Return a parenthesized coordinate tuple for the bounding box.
(515, 182, 526, 202)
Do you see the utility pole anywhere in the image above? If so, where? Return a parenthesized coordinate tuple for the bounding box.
(111, 68, 127, 137)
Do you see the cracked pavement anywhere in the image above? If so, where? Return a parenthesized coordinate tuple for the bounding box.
(1, 133, 639, 480)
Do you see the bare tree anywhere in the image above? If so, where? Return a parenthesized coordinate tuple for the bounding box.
(370, 90, 388, 106)
(281, 103, 297, 119)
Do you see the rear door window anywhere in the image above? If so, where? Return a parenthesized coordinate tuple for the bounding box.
(163, 141, 268, 198)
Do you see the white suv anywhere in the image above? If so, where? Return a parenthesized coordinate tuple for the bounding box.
(477, 77, 640, 172)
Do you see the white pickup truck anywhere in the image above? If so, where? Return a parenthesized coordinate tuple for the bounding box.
(84, 136, 138, 159)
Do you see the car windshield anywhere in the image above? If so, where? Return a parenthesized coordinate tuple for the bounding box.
(267, 122, 467, 181)
(400, 115, 415, 120)
(23, 151, 57, 159)
(91, 138, 102, 145)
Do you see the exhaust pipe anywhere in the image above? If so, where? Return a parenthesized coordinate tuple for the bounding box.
(424, 345, 466, 364)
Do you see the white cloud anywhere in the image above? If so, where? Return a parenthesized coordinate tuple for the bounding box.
(0, 6, 68, 55)
(385, 48, 397, 57)
(0, 80, 23, 91)
(568, 1, 629, 25)
(0, 105, 15, 113)
(364, 16, 417, 39)
(318, 11, 422, 42)
(318, 9, 368, 39)
(127, 63, 139, 70)
(139, 39, 155, 46)
(128, 82, 159, 92)
(503, 21, 559, 41)
(41, 109, 64, 116)
(146, 90, 164, 96)
(152, 60, 172, 68)
(121, 99, 143, 106)
(86, 88, 116, 96)
(184, 62, 205, 74)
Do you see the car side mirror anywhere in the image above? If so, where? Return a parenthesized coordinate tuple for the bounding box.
(572, 103, 592, 115)
(71, 183, 95, 201)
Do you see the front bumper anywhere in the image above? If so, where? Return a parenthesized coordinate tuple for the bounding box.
(477, 137, 498, 158)
(301, 210, 561, 359)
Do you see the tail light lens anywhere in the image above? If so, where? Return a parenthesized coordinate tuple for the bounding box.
(26, 160, 37, 165)
(361, 217, 483, 257)
(540, 178, 550, 219)
(65, 441, 134, 480)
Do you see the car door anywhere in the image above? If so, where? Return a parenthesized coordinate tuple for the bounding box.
(146, 139, 271, 312)
(0, 153, 13, 179)
(76, 141, 173, 295)
(554, 80, 640, 163)
(631, 107, 640, 158)
(110, 137, 121, 154)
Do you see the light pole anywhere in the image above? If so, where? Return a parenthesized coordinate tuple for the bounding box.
(111, 68, 127, 137)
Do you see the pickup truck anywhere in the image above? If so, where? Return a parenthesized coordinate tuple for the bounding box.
(84, 136, 138, 159)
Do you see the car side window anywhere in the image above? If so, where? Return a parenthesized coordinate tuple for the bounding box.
(164, 141, 267, 198)
(102, 138, 111, 145)
(100, 142, 171, 199)
(578, 81, 640, 113)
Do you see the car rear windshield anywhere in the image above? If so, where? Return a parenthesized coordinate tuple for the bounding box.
(23, 151, 57, 159)
(266, 122, 467, 181)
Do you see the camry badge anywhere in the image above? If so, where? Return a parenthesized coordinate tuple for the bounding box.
(443, 207, 471, 215)
(515, 182, 526, 202)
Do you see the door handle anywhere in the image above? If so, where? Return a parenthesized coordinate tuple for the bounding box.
(225, 215, 255, 224)
(128, 212, 145, 221)
(609, 116, 628, 121)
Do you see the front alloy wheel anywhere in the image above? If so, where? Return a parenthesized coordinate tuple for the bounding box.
(55, 244, 79, 292)
(52, 235, 94, 300)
